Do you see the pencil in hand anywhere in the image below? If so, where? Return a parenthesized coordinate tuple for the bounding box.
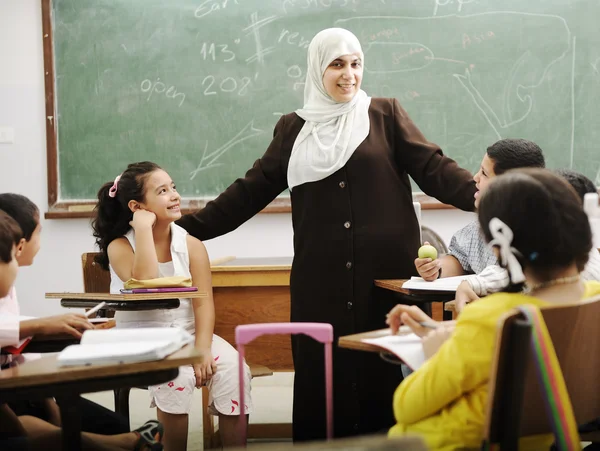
(85, 301, 107, 318)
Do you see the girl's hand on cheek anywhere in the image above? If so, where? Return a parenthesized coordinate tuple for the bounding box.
(130, 209, 156, 230)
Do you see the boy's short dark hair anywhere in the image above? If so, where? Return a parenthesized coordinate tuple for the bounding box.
(486, 139, 545, 175)
(0, 194, 39, 241)
(479, 168, 592, 276)
(555, 169, 598, 202)
(0, 210, 22, 263)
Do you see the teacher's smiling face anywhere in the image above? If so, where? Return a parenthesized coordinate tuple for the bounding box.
(322, 53, 363, 103)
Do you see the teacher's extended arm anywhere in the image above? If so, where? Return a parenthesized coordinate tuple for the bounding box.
(177, 115, 292, 241)
(391, 99, 477, 211)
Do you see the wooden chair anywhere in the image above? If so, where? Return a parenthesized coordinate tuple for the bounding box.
(421, 225, 449, 255)
(484, 294, 600, 449)
(81, 252, 273, 449)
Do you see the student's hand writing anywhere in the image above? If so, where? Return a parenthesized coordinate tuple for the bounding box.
(422, 326, 454, 359)
(414, 241, 441, 281)
(27, 314, 93, 339)
(130, 209, 156, 230)
(455, 280, 480, 314)
(193, 349, 217, 388)
(385, 304, 437, 338)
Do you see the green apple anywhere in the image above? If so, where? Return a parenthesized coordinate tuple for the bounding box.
(418, 244, 438, 260)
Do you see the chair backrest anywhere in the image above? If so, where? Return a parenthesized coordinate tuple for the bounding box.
(421, 225, 449, 254)
(81, 252, 112, 318)
(413, 201, 422, 244)
(82, 252, 111, 293)
(485, 294, 600, 447)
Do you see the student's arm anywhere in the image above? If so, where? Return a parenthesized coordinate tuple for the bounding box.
(19, 315, 92, 340)
(386, 304, 456, 337)
(393, 307, 494, 425)
(177, 115, 291, 241)
(129, 210, 159, 280)
(391, 98, 476, 212)
(454, 281, 480, 314)
(464, 265, 510, 296)
(442, 227, 474, 277)
(187, 235, 217, 387)
(414, 254, 465, 281)
(439, 254, 466, 277)
(0, 317, 20, 348)
(108, 228, 158, 283)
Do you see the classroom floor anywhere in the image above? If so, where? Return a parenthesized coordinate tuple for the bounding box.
(84, 372, 294, 450)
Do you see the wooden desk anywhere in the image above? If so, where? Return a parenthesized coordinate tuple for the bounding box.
(374, 279, 455, 321)
(211, 257, 293, 440)
(233, 434, 427, 450)
(46, 291, 206, 311)
(211, 257, 293, 372)
(444, 300, 458, 319)
(338, 328, 391, 353)
(0, 345, 202, 450)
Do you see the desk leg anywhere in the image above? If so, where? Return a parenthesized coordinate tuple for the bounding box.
(56, 394, 82, 451)
(442, 303, 453, 321)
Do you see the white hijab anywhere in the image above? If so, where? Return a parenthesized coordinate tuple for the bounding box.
(287, 28, 371, 190)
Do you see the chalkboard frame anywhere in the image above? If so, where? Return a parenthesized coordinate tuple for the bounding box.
(40, 0, 452, 219)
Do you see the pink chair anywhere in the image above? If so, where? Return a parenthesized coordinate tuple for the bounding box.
(235, 322, 334, 441)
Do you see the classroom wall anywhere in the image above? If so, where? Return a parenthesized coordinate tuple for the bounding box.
(0, 1, 474, 317)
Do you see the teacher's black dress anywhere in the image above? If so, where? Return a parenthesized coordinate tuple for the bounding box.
(177, 97, 476, 441)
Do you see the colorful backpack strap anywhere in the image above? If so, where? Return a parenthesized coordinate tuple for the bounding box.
(482, 305, 580, 451)
(518, 304, 580, 451)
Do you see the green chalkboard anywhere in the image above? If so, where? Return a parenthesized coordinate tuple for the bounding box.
(46, 0, 600, 211)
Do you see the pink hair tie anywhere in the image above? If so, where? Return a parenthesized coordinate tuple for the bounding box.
(108, 175, 122, 198)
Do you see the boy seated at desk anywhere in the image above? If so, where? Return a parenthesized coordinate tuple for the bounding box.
(0, 194, 127, 436)
(453, 169, 600, 313)
(415, 140, 600, 311)
(415, 138, 546, 282)
(0, 209, 165, 451)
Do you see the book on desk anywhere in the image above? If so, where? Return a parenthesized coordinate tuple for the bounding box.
(401, 275, 468, 292)
(361, 327, 426, 371)
(57, 327, 194, 367)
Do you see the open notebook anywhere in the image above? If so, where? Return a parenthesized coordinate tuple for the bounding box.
(401, 275, 469, 292)
(57, 327, 194, 367)
(362, 328, 426, 370)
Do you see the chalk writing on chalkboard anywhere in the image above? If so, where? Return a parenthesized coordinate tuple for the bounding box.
(42, 0, 600, 219)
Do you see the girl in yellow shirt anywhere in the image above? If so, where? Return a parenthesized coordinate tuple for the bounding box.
(387, 168, 600, 451)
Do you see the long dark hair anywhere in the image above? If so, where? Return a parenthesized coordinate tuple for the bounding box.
(91, 161, 161, 269)
(478, 168, 592, 291)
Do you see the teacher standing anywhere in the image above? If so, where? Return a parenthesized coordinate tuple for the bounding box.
(178, 28, 476, 441)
